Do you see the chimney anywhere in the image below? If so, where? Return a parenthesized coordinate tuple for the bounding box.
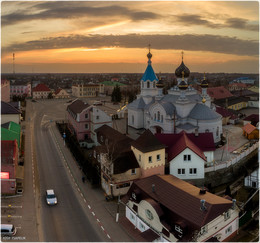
(199, 188, 206, 194)
(232, 199, 236, 210)
(152, 184, 155, 193)
(200, 199, 206, 211)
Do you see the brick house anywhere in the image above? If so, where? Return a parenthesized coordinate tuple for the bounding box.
(1, 79, 10, 102)
(123, 174, 239, 242)
(1, 140, 18, 195)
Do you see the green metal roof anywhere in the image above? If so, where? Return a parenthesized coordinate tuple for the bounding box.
(1, 121, 21, 147)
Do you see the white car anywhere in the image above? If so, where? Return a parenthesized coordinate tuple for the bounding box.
(46, 189, 57, 205)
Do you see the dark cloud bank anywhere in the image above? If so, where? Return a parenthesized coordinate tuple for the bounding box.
(2, 34, 258, 56)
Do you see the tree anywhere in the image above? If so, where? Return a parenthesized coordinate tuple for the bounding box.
(48, 92, 53, 99)
(128, 92, 136, 103)
(111, 84, 122, 102)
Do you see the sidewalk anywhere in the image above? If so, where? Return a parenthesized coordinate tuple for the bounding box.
(51, 123, 135, 242)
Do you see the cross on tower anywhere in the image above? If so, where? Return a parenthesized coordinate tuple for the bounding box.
(148, 44, 151, 52)
(181, 51, 184, 61)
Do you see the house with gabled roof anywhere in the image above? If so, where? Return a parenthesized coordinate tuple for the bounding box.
(242, 123, 259, 140)
(123, 174, 239, 242)
(215, 106, 239, 125)
(94, 125, 140, 197)
(131, 130, 166, 178)
(155, 131, 215, 183)
(1, 140, 19, 195)
(54, 88, 70, 99)
(32, 83, 51, 99)
(67, 99, 112, 147)
(1, 101, 21, 125)
(207, 86, 233, 100)
(243, 114, 259, 126)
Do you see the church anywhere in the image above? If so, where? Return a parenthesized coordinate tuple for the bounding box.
(127, 48, 223, 145)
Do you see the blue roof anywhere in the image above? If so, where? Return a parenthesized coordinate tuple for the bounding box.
(141, 60, 158, 82)
(189, 104, 221, 120)
(128, 97, 146, 110)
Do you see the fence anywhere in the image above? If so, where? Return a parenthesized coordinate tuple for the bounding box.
(205, 142, 259, 173)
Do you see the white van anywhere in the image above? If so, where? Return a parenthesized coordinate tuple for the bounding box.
(1, 224, 17, 236)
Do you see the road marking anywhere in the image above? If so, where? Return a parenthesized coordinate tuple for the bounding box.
(84, 199, 86, 203)
(107, 234, 111, 239)
(92, 212, 95, 216)
(88, 205, 91, 209)
(77, 188, 80, 192)
(101, 226, 105, 231)
(80, 193, 83, 197)
(97, 219, 100, 223)
(1, 206, 22, 208)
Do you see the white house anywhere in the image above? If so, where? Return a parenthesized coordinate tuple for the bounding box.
(123, 174, 239, 242)
(155, 131, 216, 181)
(128, 48, 222, 145)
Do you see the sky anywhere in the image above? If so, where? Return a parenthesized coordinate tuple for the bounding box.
(1, 1, 259, 73)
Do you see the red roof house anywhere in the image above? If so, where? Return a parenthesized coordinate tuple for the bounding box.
(242, 123, 259, 140)
(207, 86, 233, 100)
(155, 131, 215, 181)
(32, 83, 51, 99)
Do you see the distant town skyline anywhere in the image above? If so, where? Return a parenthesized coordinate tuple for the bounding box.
(1, 1, 259, 74)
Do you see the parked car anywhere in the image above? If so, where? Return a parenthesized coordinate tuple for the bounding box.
(46, 189, 57, 205)
(1, 224, 17, 236)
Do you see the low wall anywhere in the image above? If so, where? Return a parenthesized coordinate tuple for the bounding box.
(204, 146, 258, 188)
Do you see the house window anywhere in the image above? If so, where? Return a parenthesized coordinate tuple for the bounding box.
(157, 154, 161, 161)
(178, 168, 185, 175)
(145, 209, 154, 220)
(224, 210, 231, 220)
(184, 154, 191, 161)
(85, 113, 88, 119)
(85, 124, 89, 129)
(130, 212, 135, 223)
(148, 156, 152, 163)
(139, 154, 141, 161)
(200, 225, 208, 235)
(96, 116, 99, 120)
(225, 226, 232, 235)
(189, 168, 197, 174)
(139, 222, 146, 231)
(131, 169, 136, 175)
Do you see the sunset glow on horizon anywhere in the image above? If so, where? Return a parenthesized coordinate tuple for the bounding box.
(1, 1, 259, 73)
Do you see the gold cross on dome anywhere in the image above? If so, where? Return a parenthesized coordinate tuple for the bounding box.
(181, 51, 184, 61)
(148, 44, 151, 52)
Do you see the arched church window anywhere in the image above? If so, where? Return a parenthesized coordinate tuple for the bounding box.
(161, 115, 163, 122)
(132, 115, 134, 124)
(147, 81, 150, 88)
(157, 111, 160, 121)
(216, 127, 219, 136)
(153, 82, 155, 88)
(142, 82, 144, 88)
(154, 113, 156, 121)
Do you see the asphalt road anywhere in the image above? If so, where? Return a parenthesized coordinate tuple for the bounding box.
(32, 100, 105, 241)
